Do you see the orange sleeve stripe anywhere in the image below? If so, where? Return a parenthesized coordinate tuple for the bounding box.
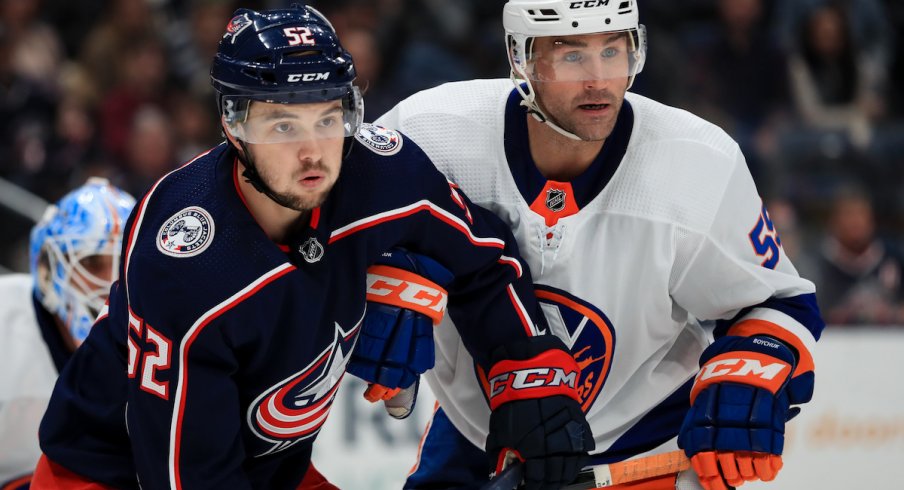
(727, 319, 814, 377)
(365, 265, 448, 325)
(690, 351, 792, 403)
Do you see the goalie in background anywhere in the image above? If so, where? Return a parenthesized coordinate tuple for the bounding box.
(0, 178, 135, 489)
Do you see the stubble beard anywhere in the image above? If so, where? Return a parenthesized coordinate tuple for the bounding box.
(261, 161, 334, 212)
(540, 87, 623, 142)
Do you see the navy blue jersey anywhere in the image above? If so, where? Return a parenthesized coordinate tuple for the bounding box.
(39, 125, 539, 490)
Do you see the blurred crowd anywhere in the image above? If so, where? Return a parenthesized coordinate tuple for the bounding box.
(1, 0, 903, 325)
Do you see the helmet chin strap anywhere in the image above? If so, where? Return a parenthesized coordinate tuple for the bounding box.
(511, 72, 583, 141)
(235, 139, 301, 210)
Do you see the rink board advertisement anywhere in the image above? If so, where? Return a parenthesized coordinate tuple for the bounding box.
(312, 329, 904, 489)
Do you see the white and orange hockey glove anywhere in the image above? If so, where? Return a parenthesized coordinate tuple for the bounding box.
(678, 335, 814, 490)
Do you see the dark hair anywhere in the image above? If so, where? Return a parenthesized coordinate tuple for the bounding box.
(798, 2, 857, 104)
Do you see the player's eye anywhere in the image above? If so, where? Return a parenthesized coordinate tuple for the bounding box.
(602, 47, 619, 59)
(273, 122, 294, 134)
(563, 51, 583, 63)
(317, 115, 341, 129)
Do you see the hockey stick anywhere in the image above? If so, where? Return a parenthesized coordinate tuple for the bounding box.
(481, 450, 691, 490)
(481, 462, 524, 490)
(564, 450, 691, 489)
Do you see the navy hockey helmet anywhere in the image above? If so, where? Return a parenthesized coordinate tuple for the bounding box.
(210, 4, 364, 143)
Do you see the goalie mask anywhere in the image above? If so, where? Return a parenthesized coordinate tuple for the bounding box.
(29, 178, 136, 346)
(503, 0, 647, 140)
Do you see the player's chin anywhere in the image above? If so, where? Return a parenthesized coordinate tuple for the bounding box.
(571, 117, 615, 140)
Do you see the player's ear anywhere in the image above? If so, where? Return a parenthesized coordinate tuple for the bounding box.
(221, 117, 244, 155)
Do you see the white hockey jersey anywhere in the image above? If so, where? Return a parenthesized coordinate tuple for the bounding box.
(376, 79, 821, 459)
(0, 274, 58, 483)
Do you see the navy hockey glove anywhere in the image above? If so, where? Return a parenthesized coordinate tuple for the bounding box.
(346, 248, 453, 418)
(485, 336, 594, 490)
(678, 335, 814, 490)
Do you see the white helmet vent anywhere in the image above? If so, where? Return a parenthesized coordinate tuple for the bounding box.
(525, 8, 561, 22)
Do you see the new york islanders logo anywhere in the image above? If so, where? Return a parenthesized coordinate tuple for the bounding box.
(156, 207, 214, 258)
(247, 319, 360, 455)
(535, 285, 615, 410)
(355, 123, 403, 156)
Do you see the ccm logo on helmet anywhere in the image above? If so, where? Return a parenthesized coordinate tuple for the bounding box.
(489, 367, 577, 397)
(570, 0, 610, 9)
(287, 72, 330, 82)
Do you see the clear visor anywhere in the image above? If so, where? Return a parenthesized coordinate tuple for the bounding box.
(223, 87, 363, 145)
(520, 28, 644, 82)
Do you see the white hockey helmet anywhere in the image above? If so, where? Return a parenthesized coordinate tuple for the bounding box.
(503, 0, 647, 139)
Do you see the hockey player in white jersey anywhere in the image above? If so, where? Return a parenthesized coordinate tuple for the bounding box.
(0, 178, 134, 488)
(346, 0, 826, 489)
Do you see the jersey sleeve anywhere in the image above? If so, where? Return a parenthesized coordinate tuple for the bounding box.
(38, 280, 139, 488)
(669, 145, 824, 378)
(414, 177, 542, 368)
(362, 141, 543, 369)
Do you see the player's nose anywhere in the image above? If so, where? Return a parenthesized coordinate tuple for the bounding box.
(295, 137, 323, 163)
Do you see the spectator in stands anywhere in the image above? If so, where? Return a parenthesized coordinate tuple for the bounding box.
(116, 105, 176, 196)
(786, 1, 888, 149)
(0, 27, 58, 200)
(165, 0, 236, 97)
(99, 34, 169, 163)
(814, 187, 904, 325)
(167, 90, 220, 164)
(0, 0, 64, 93)
(682, 0, 790, 182)
(339, 27, 397, 120)
(79, 0, 157, 94)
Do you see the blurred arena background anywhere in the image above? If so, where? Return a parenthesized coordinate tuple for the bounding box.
(1, 0, 902, 488)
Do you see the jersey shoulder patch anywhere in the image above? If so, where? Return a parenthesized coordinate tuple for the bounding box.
(355, 123, 403, 156)
(156, 206, 215, 258)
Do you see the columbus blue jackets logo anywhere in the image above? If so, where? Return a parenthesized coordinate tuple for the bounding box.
(355, 123, 403, 156)
(247, 319, 360, 455)
(545, 188, 567, 212)
(157, 207, 214, 257)
(535, 285, 615, 411)
(223, 13, 252, 43)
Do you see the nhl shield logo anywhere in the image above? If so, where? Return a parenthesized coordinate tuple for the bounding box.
(298, 237, 324, 263)
(545, 188, 567, 212)
(157, 207, 215, 258)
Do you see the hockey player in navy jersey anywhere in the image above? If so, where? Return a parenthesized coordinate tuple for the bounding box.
(0, 179, 134, 489)
(350, 0, 827, 489)
(32, 4, 593, 490)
